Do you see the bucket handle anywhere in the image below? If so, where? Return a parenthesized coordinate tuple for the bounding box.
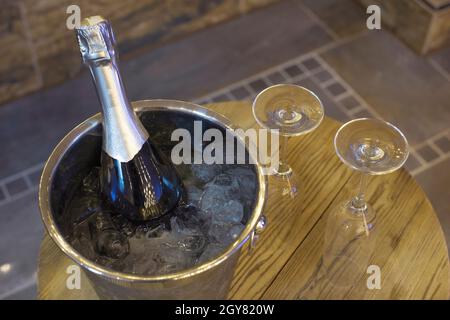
(248, 215, 267, 255)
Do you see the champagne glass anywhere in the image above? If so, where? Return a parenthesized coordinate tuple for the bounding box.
(321, 118, 409, 290)
(252, 84, 324, 198)
(334, 118, 409, 230)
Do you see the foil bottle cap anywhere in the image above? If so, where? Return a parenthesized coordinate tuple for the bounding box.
(74, 16, 148, 162)
(75, 16, 117, 65)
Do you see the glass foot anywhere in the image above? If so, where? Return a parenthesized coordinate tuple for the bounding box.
(269, 166, 299, 199)
(345, 200, 376, 236)
(321, 200, 377, 290)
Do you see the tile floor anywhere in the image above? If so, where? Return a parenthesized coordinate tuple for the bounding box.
(0, 0, 449, 299)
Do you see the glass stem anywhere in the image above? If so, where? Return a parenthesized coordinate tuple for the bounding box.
(277, 135, 291, 175)
(352, 172, 368, 211)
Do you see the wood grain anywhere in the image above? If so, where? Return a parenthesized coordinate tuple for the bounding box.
(38, 101, 449, 300)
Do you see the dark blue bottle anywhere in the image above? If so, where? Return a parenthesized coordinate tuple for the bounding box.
(76, 16, 183, 221)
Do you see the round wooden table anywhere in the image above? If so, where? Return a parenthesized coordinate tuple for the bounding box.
(38, 101, 449, 299)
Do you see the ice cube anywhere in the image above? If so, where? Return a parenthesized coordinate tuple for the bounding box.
(191, 164, 222, 183)
(185, 184, 202, 206)
(227, 223, 245, 241)
(177, 234, 206, 254)
(122, 254, 159, 275)
(95, 231, 130, 259)
(201, 194, 244, 225)
(208, 222, 245, 244)
(134, 222, 167, 239)
(69, 194, 101, 225)
(119, 238, 161, 275)
(208, 222, 232, 243)
(70, 218, 97, 260)
(82, 167, 100, 194)
(197, 243, 227, 264)
(159, 242, 194, 274)
(225, 166, 256, 197)
(111, 213, 136, 237)
(172, 204, 211, 235)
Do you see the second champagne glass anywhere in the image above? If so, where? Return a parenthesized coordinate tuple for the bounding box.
(252, 84, 324, 198)
(321, 118, 409, 290)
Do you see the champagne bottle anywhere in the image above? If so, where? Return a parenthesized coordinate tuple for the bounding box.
(75, 16, 183, 221)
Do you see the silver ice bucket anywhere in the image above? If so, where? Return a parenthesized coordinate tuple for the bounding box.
(39, 99, 267, 299)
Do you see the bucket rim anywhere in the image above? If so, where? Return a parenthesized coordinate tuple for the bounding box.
(39, 99, 267, 283)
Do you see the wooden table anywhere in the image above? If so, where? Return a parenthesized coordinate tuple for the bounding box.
(38, 101, 450, 299)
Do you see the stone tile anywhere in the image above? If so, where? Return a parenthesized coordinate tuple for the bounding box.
(301, 57, 321, 71)
(0, 72, 98, 180)
(211, 93, 231, 102)
(0, 193, 43, 298)
(21, 0, 282, 91)
(125, 0, 332, 101)
(3, 283, 37, 300)
(267, 71, 286, 84)
(0, 189, 5, 202)
(339, 95, 360, 111)
(404, 153, 421, 172)
(284, 65, 304, 78)
(5, 177, 28, 196)
(249, 79, 269, 92)
(230, 86, 251, 100)
(300, 0, 367, 38)
(352, 109, 372, 118)
(313, 69, 333, 83)
(430, 46, 450, 75)
(0, 1, 41, 105)
(321, 31, 450, 145)
(434, 136, 450, 154)
(28, 169, 43, 187)
(416, 159, 450, 253)
(417, 145, 440, 162)
(324, 81, 347, 97)
(295, 78, 348, 122)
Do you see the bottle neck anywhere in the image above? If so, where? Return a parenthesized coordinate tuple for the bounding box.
(89, 61, 148, 162)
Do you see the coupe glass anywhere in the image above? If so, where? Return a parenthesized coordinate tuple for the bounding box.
(334, 118, 409, 227)
(321, 118, 409, 290)
(252, 84, 324, 198)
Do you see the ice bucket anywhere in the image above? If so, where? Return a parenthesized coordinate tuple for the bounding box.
(39, 99, 267, 299)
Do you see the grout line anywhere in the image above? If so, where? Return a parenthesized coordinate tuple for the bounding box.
(278, 69, 294, 82)
(308, 54, 354, 120)
(314, 55, 383, 119)
(0, 184, 11, 201)
(408, 128, 450, 175)
(348, 105, 366, 115)
(412, 129, 450, 149)
(195, 49, 448, 180)
(194, 52, 317, 102)
(314, 29, 370, 56)
(428, 57, 450, 82)
(409, 149, 427, 166)
(0, 186, 38, 207)
(411, 153, 450, 176)
(428, 141, 445, 157)
(0, 162, 44, 185)
(318, 77, 337, 88)
(331, 91, 351, 102)
(290, 72, 311, 84)
(294, 0, 340, 40)
(0, 162, 44, 207)
(0, 273, 37, 300)
(23, 174, 33, 189)
(195, 25, 370, 103)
